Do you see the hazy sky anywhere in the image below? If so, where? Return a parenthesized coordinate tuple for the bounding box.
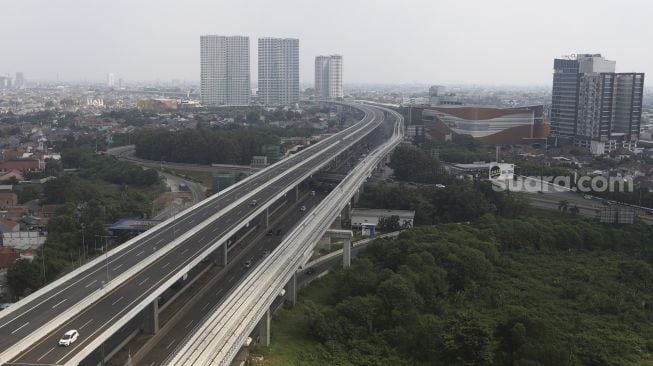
(3, 0, 652, 85)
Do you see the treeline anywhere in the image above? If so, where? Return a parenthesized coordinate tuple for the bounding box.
(358, 181, 526, 225)
(62, 148, 159, 186)
(134, 127, 281, 165)
(301, 216, 653, 365)
(422, 134, 494, 163)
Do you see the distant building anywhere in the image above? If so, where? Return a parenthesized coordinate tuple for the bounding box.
(258, 38, 299, 106)
(350, 208, 415, 229)
(14, 72, 24, 89)
(422, 105, 548, 144)
(314, 55, 343, 99)
(0, 159, 43, 173)
(106, 73, 115, 88)
(0, 192, 17, 208)
(200, 35, 250, 106)
(137, 99, 178, 110)
(550, 54, 644, 154)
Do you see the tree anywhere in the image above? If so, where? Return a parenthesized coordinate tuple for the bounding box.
(377, 215, 401, 232)
(443, 313, 494, 366)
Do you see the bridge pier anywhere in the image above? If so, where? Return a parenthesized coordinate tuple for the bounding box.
(257, 308, 271, 347)
(285, 273, 297, 307)
(261, 207, 270, 228)
(142, 299, 159, 335)
(325, 229, 354, 268)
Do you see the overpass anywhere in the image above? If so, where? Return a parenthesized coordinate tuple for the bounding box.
(163, 105, 404, 365)
(0, 102, 402, 365)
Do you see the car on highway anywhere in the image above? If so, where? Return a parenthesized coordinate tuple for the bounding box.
(250, 199, 258, 206)
(266, 230, 273, 236)
(58, 330, 79, 347)
(310, 190, 316, 196)
(300, 205, 307, 212)
(583, 194, 592, 200)
(244, 260, 252, 268)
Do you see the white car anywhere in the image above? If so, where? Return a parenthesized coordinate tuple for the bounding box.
(58, 330, 79, 347)
(300, 205, 306, 212)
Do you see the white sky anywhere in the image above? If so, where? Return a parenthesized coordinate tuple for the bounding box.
(2, 0, 652, 85)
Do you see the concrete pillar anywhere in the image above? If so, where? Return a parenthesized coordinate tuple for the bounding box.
(353, 191, 360, 205)
(343, 239, 351, 268)
(258, 308, 271, 347)
(286, 273, 297, 307)
(261, 207, 269, 228)
(330, 214, 342, 230)
(341, 204, 351, 226)
(143, 299, 159, 334)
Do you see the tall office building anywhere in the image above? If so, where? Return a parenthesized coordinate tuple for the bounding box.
(106, 73, 115, 88)
(14, 72, 24, 89)
(314, 55, 343, 99)
(258, 38, 299, 106)
(200, 35, 250, 106)
(551, 54, 644, 154)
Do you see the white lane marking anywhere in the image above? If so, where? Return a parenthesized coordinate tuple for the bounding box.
(228, 275, 236, 282)
(37, 347, 55, 362)
(84, 280, 97, 288)
(136, 250, 145, 256)
(78, 318, 94, 330)
(113, 263, 123, 271)
(211, 227, 219, 233)
(184, 320, 193, 329)
(138, 277, 150, 286)
(165, 339, 176, 350)
(216, 289, 224, 297)
(156, 238, 164, 245)
(201, 302, 210, 311)
(11, 322, 29, 334)
(225, 218, 231, 223)
(180, 248, 188, 255)
(198, 236, 205, 242)
(162, 262, 170, 269)
(52, 298, 68, 309)
(111, 297, 124, 306)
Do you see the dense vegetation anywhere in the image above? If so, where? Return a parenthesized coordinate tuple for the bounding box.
(134, 127, 281, 165)
(421, 135, 494, 164)
(267, 216, 653, 366)
(5, 149, 161, 299)
(358, 181, 525, 225)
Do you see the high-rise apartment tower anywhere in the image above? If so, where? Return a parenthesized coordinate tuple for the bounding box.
(314, 55, 343, 99)
(258, 38, 299, 106)
(200, 35, 251, 106)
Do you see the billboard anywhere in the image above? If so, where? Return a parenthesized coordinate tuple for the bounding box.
(488, 163, 515, 180)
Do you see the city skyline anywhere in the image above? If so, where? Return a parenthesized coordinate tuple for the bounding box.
(3, 0, 653, 85)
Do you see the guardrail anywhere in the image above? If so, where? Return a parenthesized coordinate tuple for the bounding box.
(164, 106, 403, 365)
(60, 104, 386, 365)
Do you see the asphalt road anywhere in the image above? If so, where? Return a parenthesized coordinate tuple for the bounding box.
(3, 103, 386, 365)
(137, 190, 327, 366)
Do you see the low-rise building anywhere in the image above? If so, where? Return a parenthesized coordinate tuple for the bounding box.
(350, 208, 415, 229)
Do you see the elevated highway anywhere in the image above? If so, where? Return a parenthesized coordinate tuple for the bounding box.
(164, 105, 404, 365)
(0, 103, 395, 365)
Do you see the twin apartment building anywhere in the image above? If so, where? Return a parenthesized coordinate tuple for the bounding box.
(200, 35, 343, 106)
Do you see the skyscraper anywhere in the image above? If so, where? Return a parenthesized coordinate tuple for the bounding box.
(550, 54, 644, 154)
(14, 72, 24, 89)
(258, 38, 299, 106)
(314, 55, 343, 99)
(106, 73, 115, 88)
(200, 35, 250, 106)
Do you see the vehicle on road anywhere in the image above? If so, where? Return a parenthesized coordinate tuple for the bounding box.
(435, 184, 446, 188)
(250, 199, 258, 206)
(58, 330, 79, 347)
(266, 230, 273, 236)
(583, 194, 592, 200)
(300, 205, 306, 212)
(310, 190, 316, 196)
(244, 260, 252, 268)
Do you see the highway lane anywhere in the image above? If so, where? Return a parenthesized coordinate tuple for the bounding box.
(0, 103, 377, 357)
(137, 191, 326, 366)
(7, 104, 386, 365)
